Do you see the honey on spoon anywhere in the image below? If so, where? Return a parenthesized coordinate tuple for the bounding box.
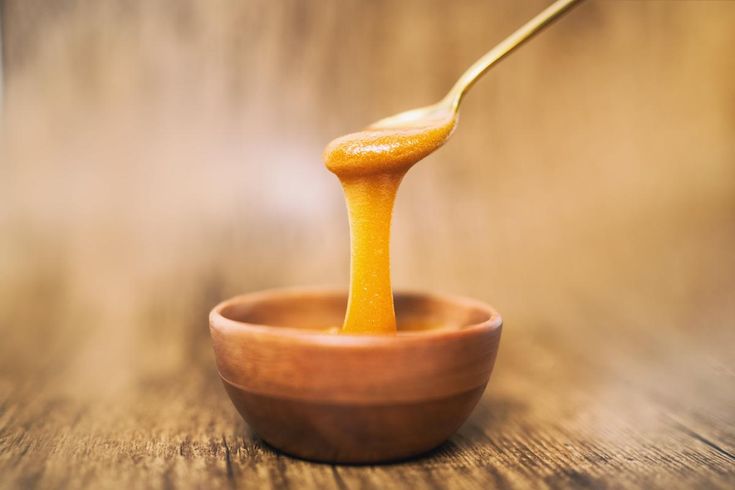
(325, 0, 584, 333)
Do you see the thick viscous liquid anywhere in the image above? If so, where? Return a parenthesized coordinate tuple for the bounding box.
(324, 114, 456, 333)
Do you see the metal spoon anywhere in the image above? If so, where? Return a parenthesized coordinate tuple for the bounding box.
(369, 0, 585, 130)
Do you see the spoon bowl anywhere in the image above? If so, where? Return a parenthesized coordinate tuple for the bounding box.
(368, 100, 455, 131)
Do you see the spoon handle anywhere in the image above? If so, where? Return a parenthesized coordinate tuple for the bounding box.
(447, 0, 585, 108)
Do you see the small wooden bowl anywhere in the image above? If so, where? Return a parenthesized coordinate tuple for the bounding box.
(209, 287, 502, 464)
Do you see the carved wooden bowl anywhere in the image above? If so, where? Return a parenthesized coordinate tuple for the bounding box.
(209, 287, 502, 463)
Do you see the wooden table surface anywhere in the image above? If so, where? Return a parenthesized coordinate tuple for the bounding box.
(1, 1, 734, 488)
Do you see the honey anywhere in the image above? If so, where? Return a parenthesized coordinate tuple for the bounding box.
(324, 113, 456, 333)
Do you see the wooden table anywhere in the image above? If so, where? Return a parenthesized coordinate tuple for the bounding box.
(1, 1, 734, 488)
(1, 274, 733, 489)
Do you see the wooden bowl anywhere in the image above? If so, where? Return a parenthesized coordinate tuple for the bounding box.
(209, 287, 502, 464)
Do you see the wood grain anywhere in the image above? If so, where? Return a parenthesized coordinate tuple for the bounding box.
(1, 0, 734, 488)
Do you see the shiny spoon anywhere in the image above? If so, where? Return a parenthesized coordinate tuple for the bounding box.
(369, 0, 585, 131)
(324, 0, 586, 335)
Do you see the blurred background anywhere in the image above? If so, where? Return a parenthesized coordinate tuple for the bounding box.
(2, 0, 733, 337)
(0, 0, 734, 485)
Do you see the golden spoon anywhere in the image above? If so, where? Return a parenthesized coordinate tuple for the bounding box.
(369, 0, 585, 130)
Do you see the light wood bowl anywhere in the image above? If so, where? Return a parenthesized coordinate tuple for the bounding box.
(209, 287, 502, 464)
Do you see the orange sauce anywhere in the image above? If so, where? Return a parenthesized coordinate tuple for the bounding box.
(324, 114, 456, 333)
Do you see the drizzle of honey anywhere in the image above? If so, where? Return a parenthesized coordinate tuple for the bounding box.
(324, 114, 456, 333)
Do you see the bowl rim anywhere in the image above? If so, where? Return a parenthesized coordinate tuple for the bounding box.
(209, 286, 502, 347)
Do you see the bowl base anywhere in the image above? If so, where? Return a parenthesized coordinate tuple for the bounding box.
(222, 380, 486, 464)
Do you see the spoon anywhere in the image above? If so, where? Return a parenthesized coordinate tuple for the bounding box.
(369, 0, 585, 131)
(324, 0, 586, 335)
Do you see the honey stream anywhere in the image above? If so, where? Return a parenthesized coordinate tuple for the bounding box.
(324, 114, 456, 333)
